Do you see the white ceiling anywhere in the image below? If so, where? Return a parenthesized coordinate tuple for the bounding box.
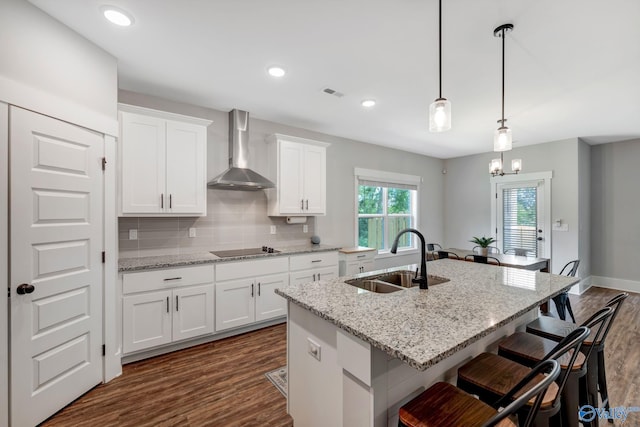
(30, 0, 640, 158)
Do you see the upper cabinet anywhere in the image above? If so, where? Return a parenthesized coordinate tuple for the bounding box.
(118, 104, 211, 216)
(266, 134, 329, 216)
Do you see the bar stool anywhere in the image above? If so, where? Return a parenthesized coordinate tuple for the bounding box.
(457, 327, 589, 427)
(465, 254, 501, 266)
(525, 293, 628, 424)
(437, 250, 460, 260)
(551, 260, 580, 322)
(499, 307, 613, 427)
(399, 360, 560, 427)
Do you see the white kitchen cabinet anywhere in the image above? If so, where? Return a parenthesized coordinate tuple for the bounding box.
(122, 265, 214, 354)
(266, 134, 329, 216)
(289, 251, 339, 285)
(215, 257, 289, 332)
(339, 247, 376, 276)
(119, 104, 211, 216)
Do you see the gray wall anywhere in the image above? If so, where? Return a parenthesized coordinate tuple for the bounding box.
(591, 138, 640, 283)
(578, 139, 591, 283)
(118, 90, 445, 268)
(0, 0, 117, 132)
(443, 138, 581, 275)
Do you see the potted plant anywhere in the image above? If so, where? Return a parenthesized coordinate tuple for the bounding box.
(469, 236, 496, 256)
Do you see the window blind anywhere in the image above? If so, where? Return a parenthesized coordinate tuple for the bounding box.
(502, 186, 538, 256)
(358, 179, 417, 191)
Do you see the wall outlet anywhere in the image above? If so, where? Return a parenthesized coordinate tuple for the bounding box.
(129, 229, 138, 240)
(270, 225, 277, 234)
(188, 227, 196, 238)
(307, 338, 321, 361)
(303, 224, 308, 233)
(552, 223, 569, 232)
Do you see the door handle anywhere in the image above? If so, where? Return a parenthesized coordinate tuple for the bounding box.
(161, 193, 164, 209)
(169, 194, 172, 209)
(305, 199, 309, 210)
(258, 283, 261, 296)
(537, 237, 543, 241)
(301, 199, 304, 210)
(176, 295, 179, 311)
(166, 296, 169, 313)
(16, 283, 35, 295)
(313, 274, 316, 281)
(251, 283, 254, 297)
(317, 273, 321, 280)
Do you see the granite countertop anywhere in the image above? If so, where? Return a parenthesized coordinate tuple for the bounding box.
(118, 244, 342, 272)
(275, 259, 578, 371)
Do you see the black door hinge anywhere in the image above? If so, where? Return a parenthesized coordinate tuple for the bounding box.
(102, 157, 107, 171)
(102, 344, 106, 356)
(102, 251, 106, 263)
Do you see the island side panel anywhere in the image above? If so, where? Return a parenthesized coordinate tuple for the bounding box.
(288, 303, 342, 427)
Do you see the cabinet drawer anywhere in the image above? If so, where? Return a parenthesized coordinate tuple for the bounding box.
(215, 256, 289, 282)
(343, 250, 376, 262)
(289, 251, 338, 271)
(123, 264, 214, 295)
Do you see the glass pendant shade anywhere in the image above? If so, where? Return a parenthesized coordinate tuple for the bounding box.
(494, 126, 512, 151)
(429, 98, 451, 132)
(490, 158, 502, 174)
(511, 158, 522, 172)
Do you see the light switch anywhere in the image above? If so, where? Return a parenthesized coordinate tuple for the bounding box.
(307, 338, 321, 361)
(303, 224, 308, 233)
(270, 225, 277, 234)
(188, 227, 196, 238)
(129, 229, 138, 240)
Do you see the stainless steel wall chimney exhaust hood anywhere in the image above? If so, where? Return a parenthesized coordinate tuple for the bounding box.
(207, 109, 275, 191)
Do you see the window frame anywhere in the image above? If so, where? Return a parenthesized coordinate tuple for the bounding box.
(354, 168, 421, 257)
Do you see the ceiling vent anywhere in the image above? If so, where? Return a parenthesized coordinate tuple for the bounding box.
(322, 88, 344, 98)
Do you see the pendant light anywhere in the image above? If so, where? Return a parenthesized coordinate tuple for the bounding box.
(493, 23, 513, 151)
(429, 0, 451, 132)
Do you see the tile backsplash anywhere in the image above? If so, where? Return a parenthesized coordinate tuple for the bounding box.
(118, 189, 315, 258)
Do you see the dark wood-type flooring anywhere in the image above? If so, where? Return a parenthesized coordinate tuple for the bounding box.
(41, 287, 639, 427)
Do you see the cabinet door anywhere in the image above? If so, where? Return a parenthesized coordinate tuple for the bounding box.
(345, 261, 361, 276)
(173, 284, 214, 342)
(302, 144, 326, 214)
(360, 260, 375, 273)
(314, 266, 338, 282)
(215, 279, 255, 332)
(123, 290, 172, 354)
(255, 273, 288, 322)
(120, 112, 166, 213)
(165, 120, 206, 215)
(278, 140, 304, 214)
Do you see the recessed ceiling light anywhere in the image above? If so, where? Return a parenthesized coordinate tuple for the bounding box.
(267, 66, 286, 78)
(101, 6, 134, 26)
(361, 99, 376, 108)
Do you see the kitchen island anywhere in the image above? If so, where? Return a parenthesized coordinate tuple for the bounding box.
(275, 259, 578, 427)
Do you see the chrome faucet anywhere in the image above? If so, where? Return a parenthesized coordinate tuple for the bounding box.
(390, 228, 428, 289)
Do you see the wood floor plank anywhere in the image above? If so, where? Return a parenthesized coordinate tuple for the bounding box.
(41, 287, 639, 426)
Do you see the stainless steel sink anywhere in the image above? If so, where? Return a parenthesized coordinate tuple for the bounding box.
(344, 270, 450, 293)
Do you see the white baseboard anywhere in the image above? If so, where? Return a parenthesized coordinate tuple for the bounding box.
(589, 276, 640, 294)
(568, 276, 592, 295)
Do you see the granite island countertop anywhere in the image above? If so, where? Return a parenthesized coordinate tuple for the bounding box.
(275, 259, 578, 371)
(118, 243, 342, 272)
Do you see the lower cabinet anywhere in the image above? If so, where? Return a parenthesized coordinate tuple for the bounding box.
(215, 257, 289, 332)
(289, 251, 339, 286)
(122, 265, 214, 354)
(289, 267, 338, 285)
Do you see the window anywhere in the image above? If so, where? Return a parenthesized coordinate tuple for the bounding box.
(355, 169, 419, 253)
(501, 186, 538, 256)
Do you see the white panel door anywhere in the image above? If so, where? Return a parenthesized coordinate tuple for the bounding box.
(122, 290, 172, 354)
(255, 273, 288, 322)
(302, 144, 326, 214)
(278, 140, 304, 213)
(120, 111, 165, 213)
(165, 120, 206, 214)
(215, 279, 255, 332)
(10, 107, 104, 427)
(173, 284, 214, 341)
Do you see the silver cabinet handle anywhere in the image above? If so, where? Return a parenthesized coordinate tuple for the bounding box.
(176, 295, 179, 311)
(313, 273, 316, 281)
(161, 193, 164, 209)
(305, 199, 309, 210)
(318, 273, 321, 280)
(163, 277, 182, 281)
(258, 282, 261, 296)
(357, 255, 366, 258)
(169, 194, 172, 209)
(251, 283, 254, 297)
(166, 296, 169, 313)
(311, 259, 322, 263)
(301, 199, 304, 210)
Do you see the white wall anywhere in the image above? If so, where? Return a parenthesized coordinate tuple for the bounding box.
(443, 139, 581, 274)
(590, 138, 640, 293)
(0, 0, 118, 135)
(577, 139, 591, 290)
(118, 90, 445, 269)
